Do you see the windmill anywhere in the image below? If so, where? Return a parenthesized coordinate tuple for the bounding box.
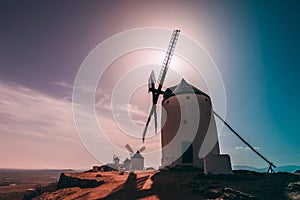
(125, 144, 146, 170)
(113, 154, 120, 166)
(140, 29, 276, 173)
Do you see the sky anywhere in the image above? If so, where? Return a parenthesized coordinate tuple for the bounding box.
(0, 0, 299, 169)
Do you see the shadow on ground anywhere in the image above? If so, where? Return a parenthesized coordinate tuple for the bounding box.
(102, 170, 300, 200)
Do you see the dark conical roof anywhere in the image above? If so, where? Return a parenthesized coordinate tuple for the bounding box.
(163, 79, 209, 101)
(124, 158, 131, 163)
(132, 151, 144, 159)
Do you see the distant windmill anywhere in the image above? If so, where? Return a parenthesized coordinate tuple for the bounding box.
(141, 29, 275, 174)
(113, 154, 120, 166)
(125, 144, 145, 170)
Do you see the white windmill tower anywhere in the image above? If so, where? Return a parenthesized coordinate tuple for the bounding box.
(125, 144, 146, 171)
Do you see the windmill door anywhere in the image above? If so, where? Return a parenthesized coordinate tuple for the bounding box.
(181, 141, 193, 163)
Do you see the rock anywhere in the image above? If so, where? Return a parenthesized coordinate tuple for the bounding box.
(57, 173, 104, 189)
(286, 181, 300, 200)
(221, 187, 256, 199)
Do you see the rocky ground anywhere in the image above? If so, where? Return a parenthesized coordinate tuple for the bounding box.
(34, 169, 300, 200)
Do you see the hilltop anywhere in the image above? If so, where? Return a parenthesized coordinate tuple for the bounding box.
(33, 168, 300, 200)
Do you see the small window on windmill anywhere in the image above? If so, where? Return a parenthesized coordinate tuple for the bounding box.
(205, 98, 208, 102)
(166, 100, 169, 104)
(186, 96, 190, 100)
(183, 119, 187, 124)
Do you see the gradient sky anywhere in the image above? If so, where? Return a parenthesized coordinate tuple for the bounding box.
(0, 0, 299, 169)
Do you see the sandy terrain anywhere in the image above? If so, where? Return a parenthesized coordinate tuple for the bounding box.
(36, 171, 156, 200)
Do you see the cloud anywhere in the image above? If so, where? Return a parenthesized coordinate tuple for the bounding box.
(0, 81, 73, 140)
(95, 90, 149, 129)
(53, 81, 73, 90)
(235, 146, 244, 150)
(246, 146, 260, 151)
(0, 80, 161, 168)
(53, 81, 73, 101)
(0, 81, 98, 169)
(93, 89, 161, 156)
(235, 146, 260, 151)
(95, 90, 147, 118)
(219, 130, 231, 137)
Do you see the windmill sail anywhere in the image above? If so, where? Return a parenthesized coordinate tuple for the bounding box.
(125, 144, 134, 154)
(142, 29, 180, 143)
(148, 70, 156, 93)
(142, 105, 156, 142)
(139, 146, 146, 153)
